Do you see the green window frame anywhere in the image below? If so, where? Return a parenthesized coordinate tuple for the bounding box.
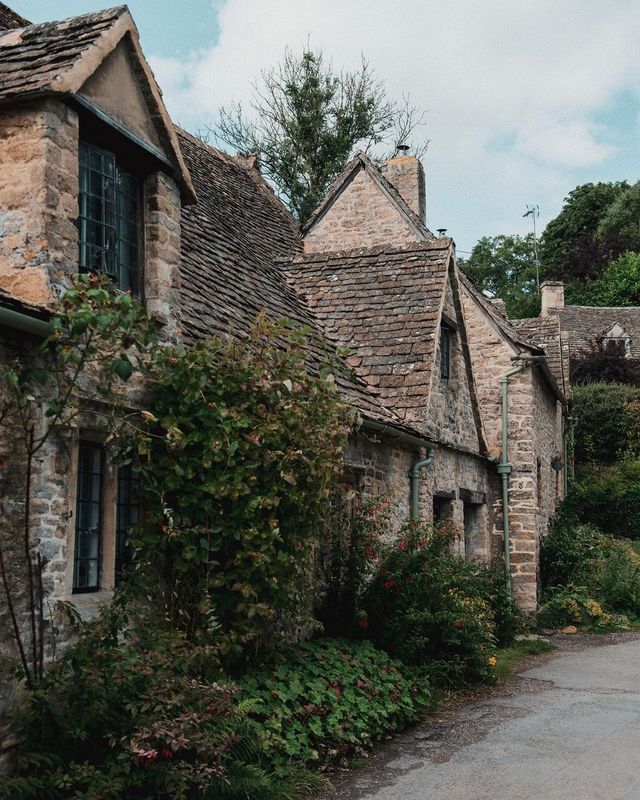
(115, 465, 139, 583)
(73, 442, 104, 593)
(78, 140, 140, 295)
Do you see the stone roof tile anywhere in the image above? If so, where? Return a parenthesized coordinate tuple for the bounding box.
(285, 242, 451, 427)
(0, 6, 127, 105)
(556, 306, 640, 360)
(177, 129, 424, 434)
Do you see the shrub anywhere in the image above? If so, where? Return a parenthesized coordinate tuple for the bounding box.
(316, 495, 392, 637)
(239, 638, 432, 768)
(363, 524, 521, 686)
(128, 317, 357, 667)
(3, 607, 318, 800)
(562, 460, 640, 538)
(571, 383, 640, 466)
(540, 515, 640, 623)
(540, 519, 609, 589)
(536, 587, 618, 630)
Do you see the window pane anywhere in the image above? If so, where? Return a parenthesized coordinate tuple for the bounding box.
(73, 442, 103, 592)
(116, 465, 140, 583)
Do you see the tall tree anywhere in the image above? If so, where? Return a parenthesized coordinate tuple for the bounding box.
(540, 181, 630, 282)
(597, 180, 640, 258)
(213, 48, 427, 223)
(459, 234, 540, 319)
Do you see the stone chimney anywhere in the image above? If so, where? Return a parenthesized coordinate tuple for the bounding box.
(380, 146, 426, 223)
(489, 298, 507, 317)
(540, 281, 565, 316)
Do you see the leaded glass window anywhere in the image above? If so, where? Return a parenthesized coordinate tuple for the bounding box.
(78, 141, 139, 295)
(440, 323, 451, 380)
(73, 442, 103, 593)
(115, 465, 139, 583)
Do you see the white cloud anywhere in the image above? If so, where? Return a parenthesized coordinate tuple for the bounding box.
(148, 0, 640, 249)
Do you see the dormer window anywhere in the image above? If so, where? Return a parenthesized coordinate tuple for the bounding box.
(440, 323, 452, 379)
(78, 140, 140, 296)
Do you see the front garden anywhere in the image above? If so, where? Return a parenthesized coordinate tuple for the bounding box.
(1, 278, 529, 799)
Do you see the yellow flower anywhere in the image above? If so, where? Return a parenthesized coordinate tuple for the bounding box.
(487, 656, 497, 667)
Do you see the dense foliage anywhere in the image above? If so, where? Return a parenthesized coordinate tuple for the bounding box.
(214, 48, 427, 223)
(316, 494, 391, 637)
(571, 339, 640, 387)
(363, 524, 522, 686)
(3, 607, 320, 800)
(458, 233, 540, 318)
(569, 251, 640, 308)
(538, 515, 640, 629)
(540, 181, 630, 284)
(128, 317, 356, 667)
(239, 638, 432, 769)
(571, 383, 640, 465)
(562, 460, 640, 538)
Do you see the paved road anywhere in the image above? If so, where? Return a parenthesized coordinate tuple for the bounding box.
(329, 634, 640, 800)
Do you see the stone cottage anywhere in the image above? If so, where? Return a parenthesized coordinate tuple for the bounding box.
(0, 2, 569, 747)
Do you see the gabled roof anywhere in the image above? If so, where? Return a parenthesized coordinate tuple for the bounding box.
(458, 271, 542, 353)
(0, 2, 29, 30)
(510, 315, 567, 393)
(302, 150, 434, 241)
(285, 241, 452, 428)
(554, 306, 640, 361)
(176, 129, 425, 436)
(0, 6, 195, 202)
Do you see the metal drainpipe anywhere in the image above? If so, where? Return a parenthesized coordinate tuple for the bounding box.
(0, 306, 51, 338)
(409, 446, 436, 521)
(498, 359, 527, 595)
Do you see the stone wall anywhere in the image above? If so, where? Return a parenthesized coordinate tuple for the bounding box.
(345, 430, 493, 559)
(460, 284, 566, 611)
(304, 166, 422, 253)
(0, 100, 79, 305)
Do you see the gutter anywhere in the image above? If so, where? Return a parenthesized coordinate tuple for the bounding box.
(362, 418, 436, 452)
(0, 305, 51, 338)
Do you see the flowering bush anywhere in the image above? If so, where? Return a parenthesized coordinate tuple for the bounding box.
(3, 606, 321, 800)
(239, 638, 433, 769)
(363, 524, 522, 686)
(316, 495, 392, 636)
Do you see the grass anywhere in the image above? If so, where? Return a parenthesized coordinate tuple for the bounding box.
(494, 639, 555, 680)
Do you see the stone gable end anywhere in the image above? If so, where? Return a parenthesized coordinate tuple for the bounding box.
(426, 267, 482, 453)
(78, 37, 168, 156)
(304, 165, 423, 253)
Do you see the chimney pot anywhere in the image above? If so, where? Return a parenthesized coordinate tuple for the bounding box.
(540, 280, 564, 316)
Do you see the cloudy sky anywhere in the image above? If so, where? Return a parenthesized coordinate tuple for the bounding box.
(15, 0, 640, 252)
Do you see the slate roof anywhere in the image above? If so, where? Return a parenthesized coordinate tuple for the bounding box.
(285, 241, 452, 426)
(0, 6, 127, 106)
(555, 306, 640, 361)
(0, 2, 29, 30)
(510, 315, 567, 392)
(176, 129, 423, 434)
(302, 151, 434, 241)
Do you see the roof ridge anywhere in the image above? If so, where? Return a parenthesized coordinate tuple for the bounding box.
(0, 5, 127, 36)
(0, 2, 30, 30)
(290, 239, 452, 264)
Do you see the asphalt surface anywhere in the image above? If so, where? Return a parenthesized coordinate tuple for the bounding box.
(328, 633, 640, 800)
